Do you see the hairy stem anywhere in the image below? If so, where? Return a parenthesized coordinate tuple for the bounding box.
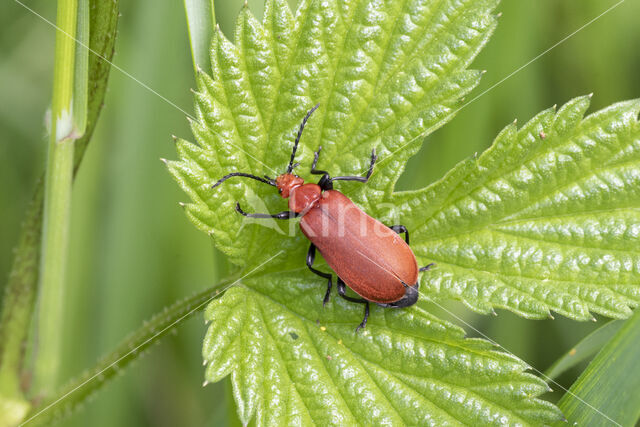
(34, 0, 82, 395)
(24, 280, 232, 426)
(0, 0, 120, 417)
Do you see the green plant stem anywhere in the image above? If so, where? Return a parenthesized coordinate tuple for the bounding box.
(24, 280, 232, 426)
(0, 1, 119, 410)
(183, 0, 216, 74)
(0, 184, 43, 426)
(33, 0, 81, 396)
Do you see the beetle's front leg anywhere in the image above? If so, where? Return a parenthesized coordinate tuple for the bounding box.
(331, 148, 377, 184)
(235, 202, 298, 219)
(337, 278, 370, 332)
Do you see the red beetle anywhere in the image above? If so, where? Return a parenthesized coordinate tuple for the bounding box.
(212, 104, 433, 330)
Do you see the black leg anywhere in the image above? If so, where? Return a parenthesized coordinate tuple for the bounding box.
(310, 146, 329, 176)
(236, 202, 298, 219)
(332, 148, 377, 183)
(419, 263, 435, 272)
(311, 147, 334, 191)
(306, 244, 332, 306)
(337, 278, 370, 332)
(389, 224, 409, 244)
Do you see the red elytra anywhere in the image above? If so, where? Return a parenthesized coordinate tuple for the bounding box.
(211, 104, 433, 331)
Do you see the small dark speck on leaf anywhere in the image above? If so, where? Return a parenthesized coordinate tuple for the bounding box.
(289, 332, 299, 340)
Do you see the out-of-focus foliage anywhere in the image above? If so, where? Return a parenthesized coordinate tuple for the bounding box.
(0, 0, 639, 425)
(557, 308, 640, 426)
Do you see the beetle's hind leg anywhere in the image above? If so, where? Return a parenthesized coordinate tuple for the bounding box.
(419, 263, 435, 272)
(389, 224, 409, 244)
(337, 278, 370, 332)
(306, 244, 332, 306)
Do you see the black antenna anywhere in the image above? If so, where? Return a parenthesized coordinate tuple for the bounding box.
(287, 103, 320, 174)
(211, 172, 276, 189)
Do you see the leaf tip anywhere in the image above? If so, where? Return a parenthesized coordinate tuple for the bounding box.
(496, 11, 503, 19)
(159, 157, 168, 164)
(203, 380, 209, 387)
(178, 202, 187, 209)
(588, 92, 594, 99)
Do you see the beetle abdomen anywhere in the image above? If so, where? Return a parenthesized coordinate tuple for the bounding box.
(300, 190, 419, 304)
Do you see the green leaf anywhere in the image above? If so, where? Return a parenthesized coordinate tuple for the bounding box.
(169, 0, 569, 424)
(204, 283, 560, 425)
(168, 0, 499, 270)
(544, 320, 623, 381)
(556, 309, 640, 426)
(0, 0, 119, 422)
(395, 96, 640, 320)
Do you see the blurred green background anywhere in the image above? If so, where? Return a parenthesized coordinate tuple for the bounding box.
(1, 0, 639, 425)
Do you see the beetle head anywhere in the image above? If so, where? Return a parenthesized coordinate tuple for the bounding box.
(275, 174, 304, 198)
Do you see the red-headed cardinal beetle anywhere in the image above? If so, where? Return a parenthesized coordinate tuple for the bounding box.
(212, 104, 433, 331)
